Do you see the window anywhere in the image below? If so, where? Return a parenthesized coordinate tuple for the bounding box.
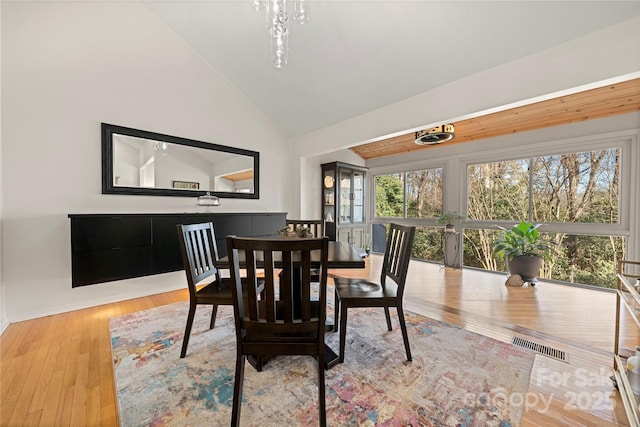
(374, 168, 443, 219)
(406, 169, 443, 218)
(369, 135, 632, 289)
(467, 160, 529, 221)
(531, 150, 620, 224)
(465, 147, 624, 288)
(375, 173, 404, 218)
(463, 231, 626, 289)
(372, 168, 443, 263)
(467, 148, 620, 223)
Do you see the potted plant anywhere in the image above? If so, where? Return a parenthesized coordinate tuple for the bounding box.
(492, 221, 553, 286)
(437, 211, 466, 233)
(277, 225, 313, 238)
(295, 226, 313, 238)
(277, 225, 296, 238)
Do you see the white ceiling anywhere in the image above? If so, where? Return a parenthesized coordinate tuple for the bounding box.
(144, 1, 639, 137)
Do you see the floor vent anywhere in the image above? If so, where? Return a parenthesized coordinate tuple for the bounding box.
(511, 336, 568, 362)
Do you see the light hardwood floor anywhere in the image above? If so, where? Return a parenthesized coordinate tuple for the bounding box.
(1, 255, 637, 426)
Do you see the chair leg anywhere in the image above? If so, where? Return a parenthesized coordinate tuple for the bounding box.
(180, 304, 197, 358)
(317, 348, 327, 427)
(338, 303, 348, 363)
(397, 305, 412, 362)
(383, 306, 392, 331)
(333, 289, 339, 332)
(231, 354, 246, 427)
(209, 305, 218, 329)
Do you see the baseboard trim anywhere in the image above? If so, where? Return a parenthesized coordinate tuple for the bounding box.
(0, 317, 9, 336)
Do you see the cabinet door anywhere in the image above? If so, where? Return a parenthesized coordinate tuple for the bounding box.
(338, 169, 352, 224)
(350, 226, 365, 247)
(71, 216, 151, 250)
(252, 213, 285, 237)
(70, 216, 153, 287)
(150, 214, 255, 274)
(353, 170, 365, 223)
(337, 226, 365, 246)
(73, 247, 153, 287)
(322, 168, 336, 223)
(337, 228, 352, 244)
(210, 215, 252, 258)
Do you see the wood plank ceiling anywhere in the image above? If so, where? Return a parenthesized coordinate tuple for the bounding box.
(350, 78, 640, 160)
(221, 169, 253, 181)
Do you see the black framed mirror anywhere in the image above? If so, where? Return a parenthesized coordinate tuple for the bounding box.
(101, 123, 259, 199)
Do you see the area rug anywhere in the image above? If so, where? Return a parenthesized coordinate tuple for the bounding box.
(110, 301, 534, 426)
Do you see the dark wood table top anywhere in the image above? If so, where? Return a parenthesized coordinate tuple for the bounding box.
(216, 240, 365, 270)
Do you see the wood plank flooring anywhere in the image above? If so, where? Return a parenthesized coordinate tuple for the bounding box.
(1, 255, 637, 426)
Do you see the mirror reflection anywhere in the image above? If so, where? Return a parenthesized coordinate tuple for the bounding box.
(102, 123, 259, 199)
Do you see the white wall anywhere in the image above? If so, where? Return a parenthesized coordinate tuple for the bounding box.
(292, 17, 640, 216)
(113, 139, 141, 187)
(1, 2, 291, 322)
(0, 2, 6, 334)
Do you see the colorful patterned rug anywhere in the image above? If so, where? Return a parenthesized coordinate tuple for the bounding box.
(110, 301, 534, 426)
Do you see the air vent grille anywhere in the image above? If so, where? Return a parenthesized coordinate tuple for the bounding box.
(511, 336, 568, 362)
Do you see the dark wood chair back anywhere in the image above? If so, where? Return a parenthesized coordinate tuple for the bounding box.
(285, 219, 326, 237)
(176, 222, 232, 358)
(380, 222, 416, 297)
(227, 235, 329, 427)
(333, 222, 416, 364)
(178, 222, 222, 298)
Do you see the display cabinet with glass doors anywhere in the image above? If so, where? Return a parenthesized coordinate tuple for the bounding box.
(321, 162, 367, 248)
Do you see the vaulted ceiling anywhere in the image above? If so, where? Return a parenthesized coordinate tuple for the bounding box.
(144, 1, 639, 144)
(349, 78, 640, 160)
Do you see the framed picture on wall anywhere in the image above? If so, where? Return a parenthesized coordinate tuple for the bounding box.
(172, 180, 199, 190)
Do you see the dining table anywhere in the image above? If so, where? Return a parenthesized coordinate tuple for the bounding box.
(215, 239, 366, 369)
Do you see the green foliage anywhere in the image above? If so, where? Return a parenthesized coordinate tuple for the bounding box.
(437, 211, 466, 225)
(492, 221, 553, 260)
(467, 160, 529, 221)
(375, 175, 404, 217)
(411, 227, 444, 260)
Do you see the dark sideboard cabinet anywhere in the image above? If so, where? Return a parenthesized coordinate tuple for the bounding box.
(68, 212, 286, 287)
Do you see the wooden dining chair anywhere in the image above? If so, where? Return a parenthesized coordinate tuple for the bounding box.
(333, 223, 416, 364)
(227, 235, 330, 427)
(176, 222, 262, 358)
(285, 219, 326, 237)
(283, 219, 325, 282)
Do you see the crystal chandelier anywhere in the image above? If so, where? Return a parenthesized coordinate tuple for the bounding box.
(252, 0, 310, 68)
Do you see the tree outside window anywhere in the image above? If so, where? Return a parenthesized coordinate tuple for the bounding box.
(465, 148, 624, 288)
(373, 168, 444, 261)
(375, 169, 443, 219)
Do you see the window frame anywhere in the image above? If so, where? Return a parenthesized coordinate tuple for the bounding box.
(459, 133, 635, 238)
(372, 164, 446, 222)
(366, 129, 638, 271)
